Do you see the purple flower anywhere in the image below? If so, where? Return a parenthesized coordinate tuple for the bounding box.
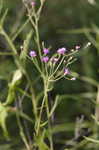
(53, 58, 58, 63)
(57, 47, 66, 55)
(50, 57, 59, 63)
(64, 68, 70, 75)
(41, 56, 49, 63)
(29, 50, 37, 57)
(71, 77, 76, 80)
(75, 45, 80, 50)
(31, 1, 35, 6)
(43, 48, 49, 55)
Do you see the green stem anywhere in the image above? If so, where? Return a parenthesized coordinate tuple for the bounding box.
(27, 6, 44, 73)
(35, 19, 42, 59)
(36, 94, 46, 136)
(49, 55, 65, 79)
(16, 108, 31, 150)
(94, 85, 99, 150)
(2, 28, 38, 141)
(44, 80, 54, 150)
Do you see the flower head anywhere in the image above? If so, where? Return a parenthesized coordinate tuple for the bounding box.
(75, 45, 80, 50)
(71, 77, 76, 80)
(57, 47, 66, 55)
(31, 1, 35, 6)
(29, 50, 37, 57)
(64, 68, 70, 75)
(43, 48, 49, 55)
(41, 56, 49, 63)
(50, 57, 59, 63)
(53, 58, 59, 63)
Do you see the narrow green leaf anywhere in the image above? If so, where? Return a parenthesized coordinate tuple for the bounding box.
(84, 136, 99, 144)
(0, 9, 8, 27)
(16, 111, 34, 124)
(11, 69, 22, 86)
(49, 95, 59, 118)
(40, 120, 48, 127)
(81, 76, 98, 87)
(58, 28, 93, 34)
(0, 0, 3, 15)
(0, 102, 9, 138)
(36, 130, 50, 150)
(12, 18, 30, 41)
(4, 69, 22, 105)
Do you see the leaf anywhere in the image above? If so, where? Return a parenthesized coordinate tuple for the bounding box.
(49, 95, 59, 118)
(0, 102, 9, 138)
(11, 69, 22, 86)
(0, 9, 8, 27)
(58, 28, 93, 34)
(0, 0, 3, 15)
(5, 86, 16, 106)
(84, 136, 99, 144)
(16, 87, 31, 99)
(40, 120, 48, 127)
(91, 115, 99, 125)
(12, 18, 30, 41)
(80, 76, 98, 87)
(36, 130, 50, 150)
(4, 69, 22, 105)
(17, 111, 34, 124)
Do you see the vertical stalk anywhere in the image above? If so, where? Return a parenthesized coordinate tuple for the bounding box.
(95, 85, 99, 121)
(34, 14, 44, 73)
(44, 80, 54, 150)
(94, 85, 99, 150)
(35, 19, 42, 60)
(36, 93, 46, 136)
(16, 103, 31, 150)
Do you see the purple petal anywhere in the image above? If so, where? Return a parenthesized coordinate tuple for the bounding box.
(71, 77, 76, 80)
(31, 1, 35, 6)
(41, 56, 49, 63)
(75, 45, 80, 50)
(29, 50, 37, 57)
(50, 57, 59, 63)
(43, 48, 49, 55)
(64, 68, 70, 75)
(57, 47, 67, 55)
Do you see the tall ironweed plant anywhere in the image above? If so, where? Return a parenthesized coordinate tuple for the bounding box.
(0, 0, 95, 150)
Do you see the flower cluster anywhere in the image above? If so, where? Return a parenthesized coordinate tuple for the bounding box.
(29, 47, 67, 62)
(29, 46, 77, 81)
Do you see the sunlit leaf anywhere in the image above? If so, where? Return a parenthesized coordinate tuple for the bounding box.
(0, 102, 9, 137)
(4, 69, 22, 105)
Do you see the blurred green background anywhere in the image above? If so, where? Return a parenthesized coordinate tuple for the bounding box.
(0, 0, 99, 150)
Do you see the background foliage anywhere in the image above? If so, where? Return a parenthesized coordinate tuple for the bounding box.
(0, 0, 99, 150)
